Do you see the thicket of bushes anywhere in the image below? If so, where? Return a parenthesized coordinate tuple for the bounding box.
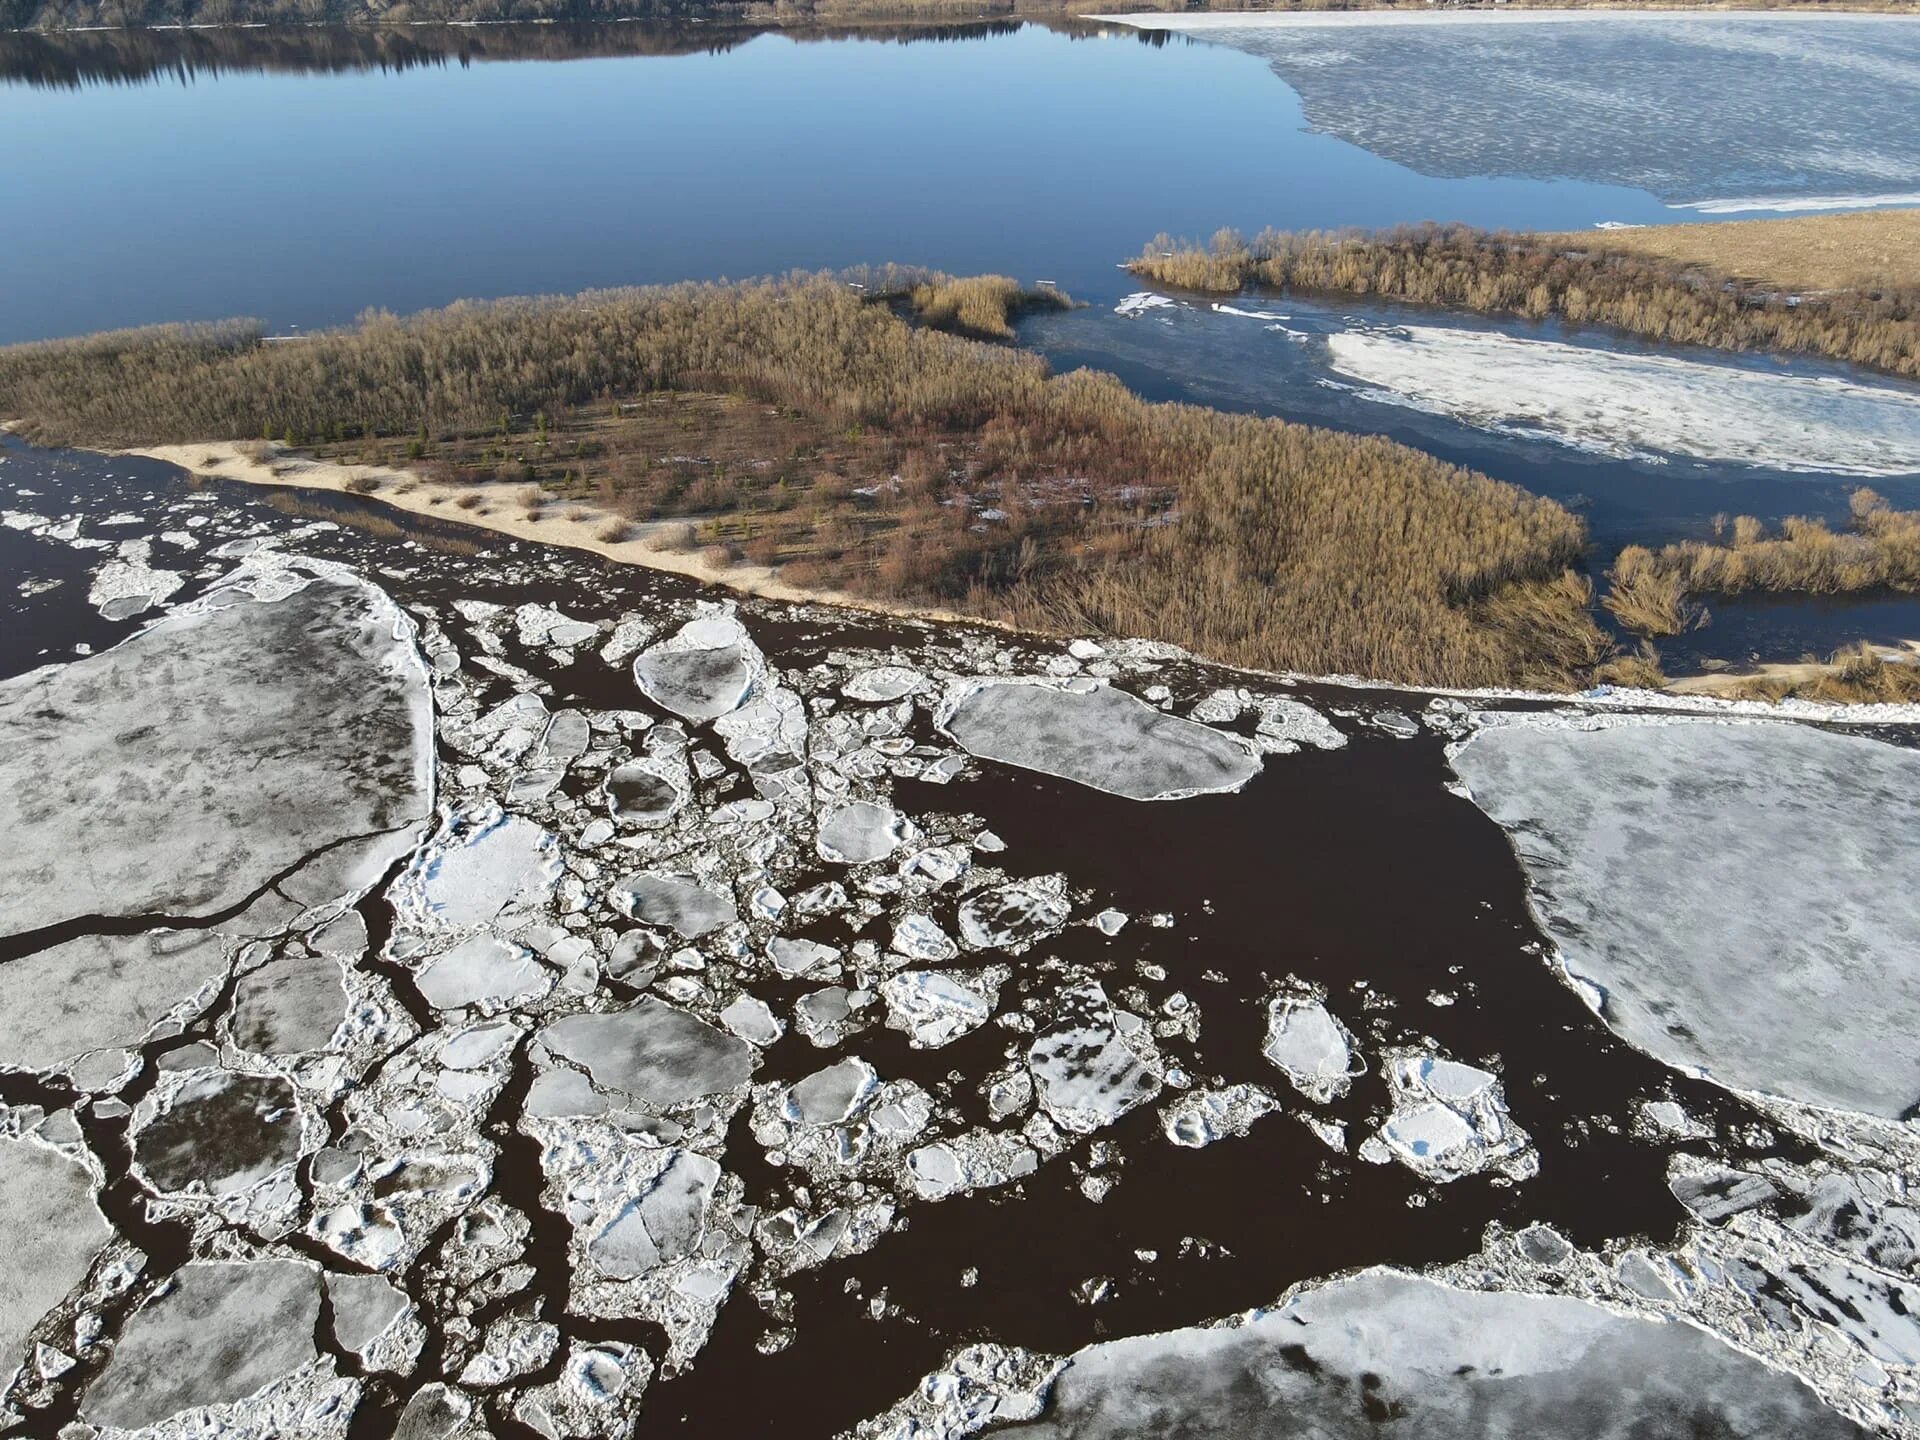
(1129, 224, 1920, 379)
(0, 272, 1606, 689)
(1605, 490, 1920, 636)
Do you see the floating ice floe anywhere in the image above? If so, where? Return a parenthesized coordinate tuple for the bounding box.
(881, 968, 1006, 1048)
(79, 1259, 324, 1432)
(817, 801, 915, 865)
(604, 757, 687, 828)
(0, 559, 433, 939)
(325, 1271, 415, 1372)
(0, 1135, 110, 1394)
(1324, 323, 1920, 477)
(0, 930, 234, 1081)
(413, 934, 552, 1012)
(1452, 718, 1920, 1118)
(906, 1130, 1041, 1200)
(1028, 982, 1162, 1134)
(1160, 1084, 1282, 1148)
(908, 1269, 1869, 1440)
(230, 948, 350, 1055)
(631, 610, 766, 722)
(539, 999, 759, 1110)
(1261, 993, 1362, 1103)
(611, 871, 738, 938)
(87, 536, 184, 619)
(958, 878, 1070, 953)
(130, 1070, 308, 1197)
(1361, 1048, 1534, 1183)
(841, 665, 928, 703)
(1114, 292, 1179, 318)
(939, 679, 1261, 801)
(394, 807, 564, 933)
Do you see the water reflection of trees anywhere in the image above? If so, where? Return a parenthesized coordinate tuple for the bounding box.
(0, 16, 1121, 89)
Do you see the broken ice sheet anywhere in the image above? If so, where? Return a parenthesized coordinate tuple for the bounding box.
(0, 559, 433, 939)
(0, 928, 231, 1075)
(1361, 1049, 1535, 1184)
(939, 678, 1260, 801)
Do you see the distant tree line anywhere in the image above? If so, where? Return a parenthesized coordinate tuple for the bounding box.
(0, 271, 1617, 691)
(1130, 223, 1920, 380)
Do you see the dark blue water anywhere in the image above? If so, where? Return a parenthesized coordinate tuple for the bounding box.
(0, 21, 1680, 345)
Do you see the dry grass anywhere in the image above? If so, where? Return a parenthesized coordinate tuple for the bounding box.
(1537, 209, 1920, 297)
(0, 272, 1608, 690)
(1604, 490, 1920, 636)
(1604, 547, 1708, 636)
(1592, 642, 1669, 691)
(1724, 644, 1920, 704)
(1129, 223, 1920, 378)
(907, 276, 1070, 341)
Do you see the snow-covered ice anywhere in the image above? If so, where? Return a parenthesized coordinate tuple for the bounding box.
(80, 1259, 322, 1431)
(0, 1135, 110, 1393)
(940, 680, 1260, 801)
(0, 561, 433, 938)
(1453, 719, 1920, 1117)
(1325, 324, 1920, 476)
(971, 1268, 1869, 1439)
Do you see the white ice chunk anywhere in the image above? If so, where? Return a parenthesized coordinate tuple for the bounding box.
(939, 679, 1260, 801)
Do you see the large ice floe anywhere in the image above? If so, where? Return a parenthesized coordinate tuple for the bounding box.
(1323, 324, 1920, 476)
(0, 556, 434, 938)
(864, 1268, 1871, 1439)
(0, 1135, 110, 1394)
(1451, 718, 1920, 1118)
(938, 678, 1260, 800)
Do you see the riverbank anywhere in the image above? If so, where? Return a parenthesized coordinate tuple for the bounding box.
(125, 439, 979, 622)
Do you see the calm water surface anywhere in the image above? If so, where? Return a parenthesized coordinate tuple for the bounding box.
(0, 21, 1681, 344)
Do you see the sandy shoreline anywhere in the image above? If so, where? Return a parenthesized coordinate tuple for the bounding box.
(125, 441, 984, 626)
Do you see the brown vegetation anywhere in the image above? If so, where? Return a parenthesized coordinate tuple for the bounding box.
(907, 276, 1069, 341)
(1537, 209, 1920, 298)
(1604, 490, 1920, 635)
(1719, 644, 1920, 704)
(0, 272, 1610, 689)
(1129, 222, 1920, 379)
